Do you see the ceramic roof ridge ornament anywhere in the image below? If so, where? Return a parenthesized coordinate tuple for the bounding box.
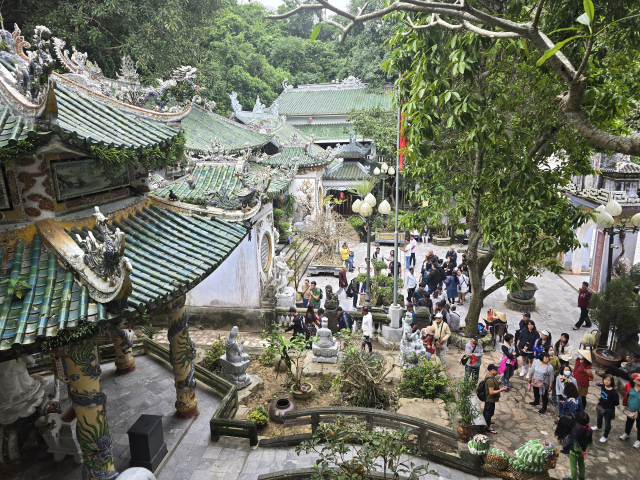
(53, 37, 103, 80)
(116, 55, 139, 84)
(0, 24, 54, 110)
(76, 207, 133, 287)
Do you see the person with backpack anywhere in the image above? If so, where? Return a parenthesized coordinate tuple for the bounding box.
(620, 372, 640, 449)
(285, 306, 307, 338)
(563, 411, 592, 480)
(555, 382, 584, 454)
(456, 269, 469, 305)
(481, 364, 507, 435)
(346, 276, 360, 310)
(464, 334, 483, 384)
(433, 313, 451, 368)
(335, 306, 353, 332)
(309, 281, 322, 308)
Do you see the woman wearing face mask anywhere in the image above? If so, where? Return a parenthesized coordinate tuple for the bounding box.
(556, 365, 578, 420)
(574, 350, 594, 409)
(592, 374, 619, 443)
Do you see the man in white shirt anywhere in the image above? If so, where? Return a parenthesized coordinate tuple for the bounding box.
(405, 267, 417, 302)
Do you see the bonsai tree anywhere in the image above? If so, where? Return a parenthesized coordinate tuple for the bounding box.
(589, 277, 640, 352)
(299, 209, 359, 266)
(449, 376, 481, 439)
(286, 239, 310, 292)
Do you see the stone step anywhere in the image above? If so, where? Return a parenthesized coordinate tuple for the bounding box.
(289, 243, 320, 287)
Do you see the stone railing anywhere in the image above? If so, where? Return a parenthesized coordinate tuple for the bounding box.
(258, 469, 413, 480)
(564, 184, 640, 205)
(258, 406, 483, 476)
(142, 338, 258, 446)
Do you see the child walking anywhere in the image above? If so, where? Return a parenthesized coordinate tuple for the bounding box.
(563, 411, 592, 480)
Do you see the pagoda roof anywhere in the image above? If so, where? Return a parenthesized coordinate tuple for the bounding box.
(182, 105, 273, 155)
(295, 123, 353, 141)
(0, 204, 247, 360)
(324, 160, 372, 181)
(275, 83, 393, 116)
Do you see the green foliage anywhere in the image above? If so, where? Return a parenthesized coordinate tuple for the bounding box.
(349, 179, 376, 198)
(348, 105, 397, 158)
(0, 276, 32, 299)
(318, 371, 333, 393)
(629, 262, 640, 285)
(90, 131, 186, 174)
(589, 276, 640, 349)
(262, 325, 311, 388)
(346, 215, 363, 231)
(247, 406, 269, 428)
(272, 208, 285, 222)
(259, 343, 277, 366)
(0, 139, 39, 163)
(296, 414, 431, 480)
(203, 334, 226, 371)
(139, 324, 159, 339)
(283, 194, 296, 217)
(398, 356, 451, 401)
(356, 273, 403, 307)
(372, 260, 387, 273)
(40, 321, 117, 353)
(449, 376, 481, 427)
(286, 239, 310, 289)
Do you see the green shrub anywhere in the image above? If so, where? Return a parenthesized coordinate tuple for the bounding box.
(203, 334, 226, 371)
(398, 356, 451, 400)
(346, 216, 363, 230)
(259, 344, 277, 366)
(247, 407, 269, 428)
(273, 208, 285, 222)
(278, 221, 291, 237)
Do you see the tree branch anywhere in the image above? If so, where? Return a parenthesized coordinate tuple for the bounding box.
(532, 0, 545, 29)
(267, 2, 323, 20)
(462, 20, 520, 38)
(481, 277, 508, 298)
(575, 35, 594, 80)
(527, 126, 560, 159)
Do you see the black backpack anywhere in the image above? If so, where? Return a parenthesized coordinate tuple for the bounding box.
(476, 377, 488, 402)
(344, 312, 354, 330)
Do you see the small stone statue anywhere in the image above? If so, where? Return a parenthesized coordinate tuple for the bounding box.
(312, 317, 339, 363)
(219, 326, 252, 389)
(398, 312, 426, 368)
(0, 355, 47, 424)
(274, 254, 296, 308)
(324, 285, 339, 309)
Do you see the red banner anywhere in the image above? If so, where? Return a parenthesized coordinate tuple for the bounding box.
(398, 114, 406, 171)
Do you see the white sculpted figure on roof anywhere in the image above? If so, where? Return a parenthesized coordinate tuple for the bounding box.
(0, 24, 54, 105)
(252, 95, 265, 114)
(137, 65, 200, 112)
(229, 91, 243, 113)
(53, 37, 103, 79)
(116, 55, 139, 83)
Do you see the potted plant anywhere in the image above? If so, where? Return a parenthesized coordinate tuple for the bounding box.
(589, 276, 640, 362)
(450, 376, 481, 442)
(0, 275, 32, 301)
(265, 325, 315, 400)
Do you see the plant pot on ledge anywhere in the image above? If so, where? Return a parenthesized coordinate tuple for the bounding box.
(505, 282, 538, 313)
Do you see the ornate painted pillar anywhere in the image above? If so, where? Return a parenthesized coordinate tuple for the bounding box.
(167, 300, 198, 419)
(56, 341, 117, 480)
(114, 329, 136, 375)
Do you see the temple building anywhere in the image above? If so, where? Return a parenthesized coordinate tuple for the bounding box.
(562, 153, 640, 289)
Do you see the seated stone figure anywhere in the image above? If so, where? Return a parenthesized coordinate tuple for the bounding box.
(219, 326, 252, 388)
(399, 312, 427, 368)
(312, 317, 339, 363)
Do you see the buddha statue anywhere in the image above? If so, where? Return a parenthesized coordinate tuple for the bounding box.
(312, 317, 339, 363)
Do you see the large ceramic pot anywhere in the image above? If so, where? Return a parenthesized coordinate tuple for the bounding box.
(594, 348, 622, 367)
(269, 398, 296, 424)
(509, 282, 538, 300)
(457, 423, 472, 442)
(290, 382, 314, 401)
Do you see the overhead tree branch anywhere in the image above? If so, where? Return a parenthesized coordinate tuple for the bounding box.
(267, 0, 640, 156)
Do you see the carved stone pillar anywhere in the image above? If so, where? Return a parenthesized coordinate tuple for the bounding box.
(167, 302, 198, 419)
(56, 341, 117, 480)
(114, 329, 136, 375)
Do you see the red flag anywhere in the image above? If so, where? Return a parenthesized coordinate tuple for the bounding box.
(398, 114, 406, 171)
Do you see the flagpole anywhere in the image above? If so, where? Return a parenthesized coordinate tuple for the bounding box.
(392, 101, 401, 306)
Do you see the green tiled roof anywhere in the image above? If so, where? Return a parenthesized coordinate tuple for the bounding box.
(183, 105, 273, 154)
(295, 123, 353, 141)
(0, 235, 106, 352)
(154, 163, 292, 203)
(260, 146, 328, 168)
(52, 86, 181, 151)
(324, 161, 371, 180)
(276, 89, 393, 115)
(0, 107, 40, 147)
(0, 207, 247, 358)
(71, 205, 247, 314)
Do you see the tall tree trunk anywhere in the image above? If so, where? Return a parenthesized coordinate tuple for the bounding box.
(462, 149, 507, 336)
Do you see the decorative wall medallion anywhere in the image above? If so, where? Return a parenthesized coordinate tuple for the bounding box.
(260, 233, 272, 273)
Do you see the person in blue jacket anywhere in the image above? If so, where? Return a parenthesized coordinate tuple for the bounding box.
(444, 274, 458, 304)
(533, 330, 552, 359)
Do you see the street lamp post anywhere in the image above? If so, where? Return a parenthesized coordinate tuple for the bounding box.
(373, 161, 395, 200)
(352, 192, 391, 310)
(594, 200, 640, 347)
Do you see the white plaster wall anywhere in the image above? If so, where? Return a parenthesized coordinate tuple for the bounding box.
(186, 232, 260, 308)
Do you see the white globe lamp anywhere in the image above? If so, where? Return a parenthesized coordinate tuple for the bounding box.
(352, 199, 362, 214)
(364, 193, 377, 208)
(378, 200, 391, 215)
(373, 167, 381, 176)
(360, 202, 373, 217)
(604, 200, 622, 217)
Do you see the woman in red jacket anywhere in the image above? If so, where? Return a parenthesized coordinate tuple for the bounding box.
(574, 349, 594, 408)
